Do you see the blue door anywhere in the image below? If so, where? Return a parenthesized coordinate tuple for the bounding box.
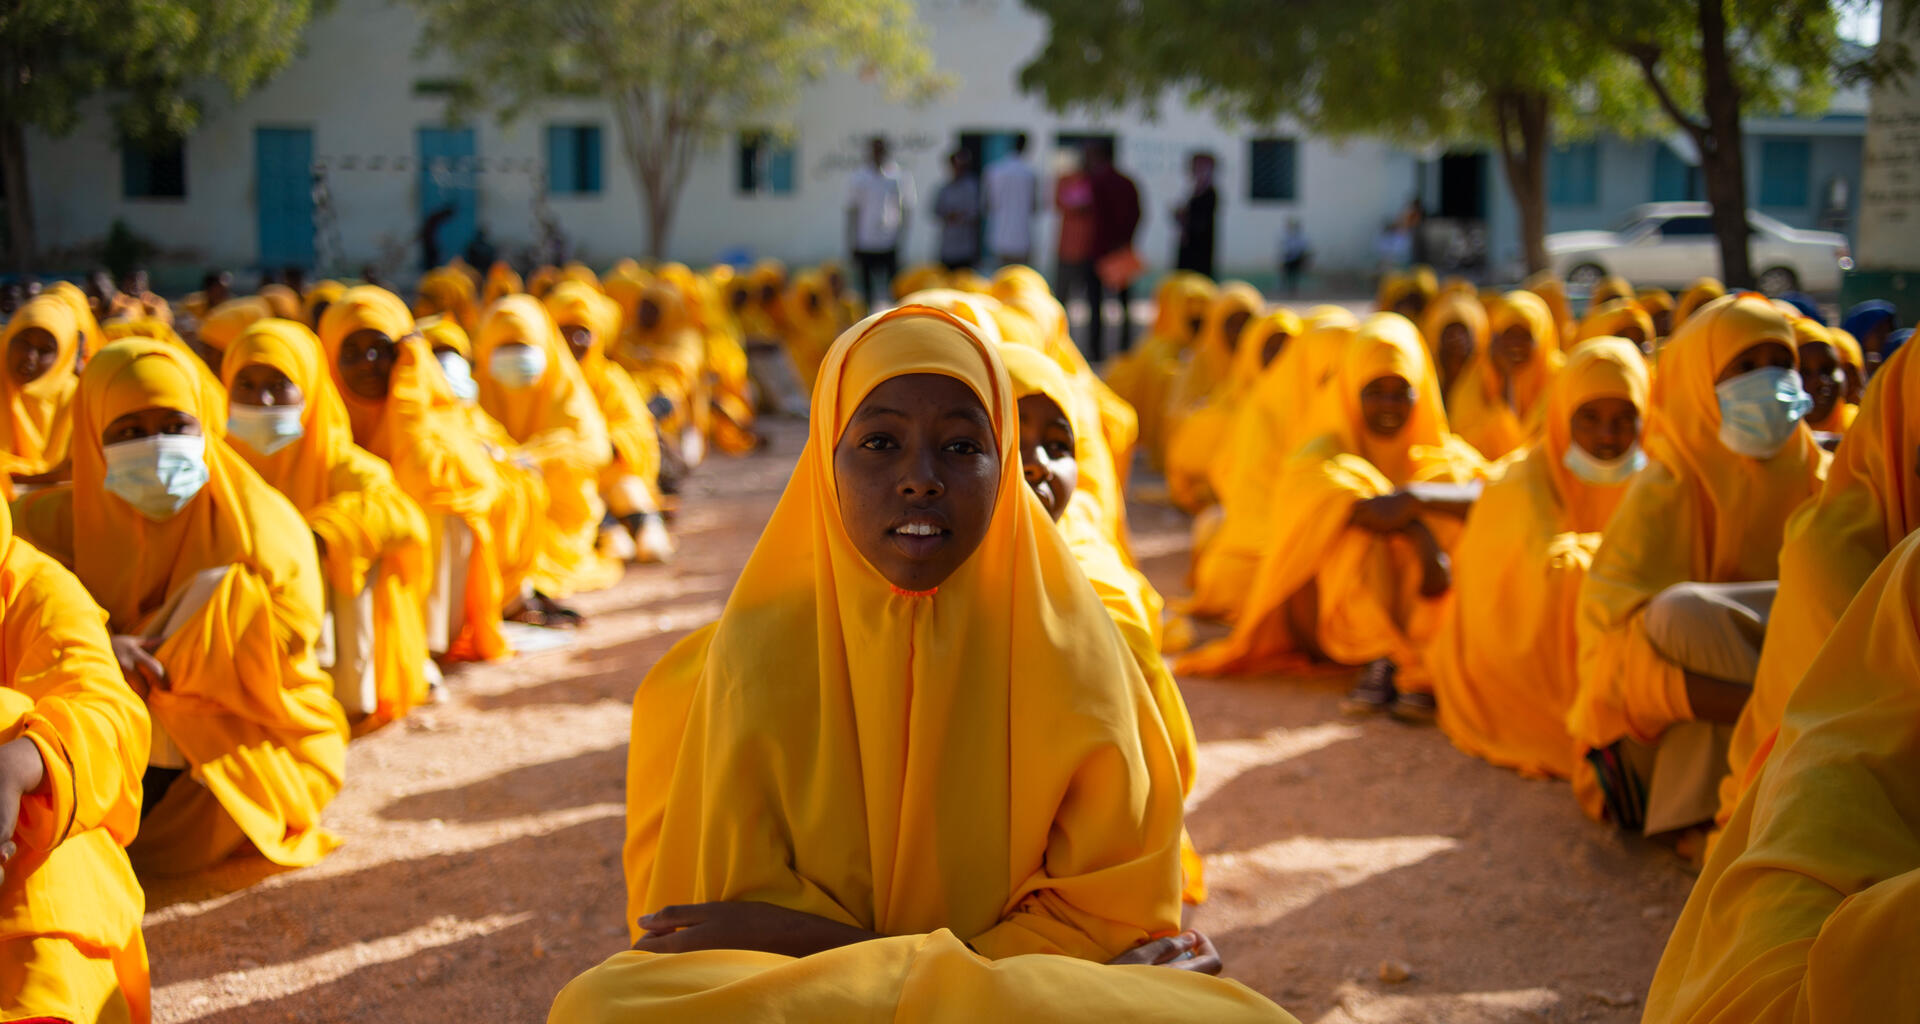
(418, 127, 478, 267)
(256, 128, 315, 270)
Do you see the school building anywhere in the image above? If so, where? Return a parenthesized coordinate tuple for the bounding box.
(16, 0, 1865, 289)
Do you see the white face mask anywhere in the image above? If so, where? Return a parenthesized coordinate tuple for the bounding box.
(102, 433, 210, 521)
(436, 352, 480, 402)
(227, 403, 305, 456)
(1715, 366, 1813, 459)
(1562, 440, 1647, 486)
(488, 344, 547, 390)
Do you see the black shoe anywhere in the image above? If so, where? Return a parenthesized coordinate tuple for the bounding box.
(1391, 690, 1437, 723)
(1342, 659, 1397, 715)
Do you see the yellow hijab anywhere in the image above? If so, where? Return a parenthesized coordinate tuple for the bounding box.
(474, 295, 609, 460)
(258, 284, 301, 321)
(218, 319, 360, 514)
(1675, 277, 1726, 327)
(1577, 299, 1656, 348)
(1376, 267, 1438, 313)
(42, 283, 105, 362)
(0, 294, 82, 478)
(416, 266, 481, 334)
(302, 281, 347, 330)
(198, 297, 274, 352)
(482, 261, 524, 306)
(625, 307, 1184, 962)
(546, 280, 660, 480)
(1178, 281, 1263, 403)
(1590, 275, 1635, 308)
(1447, 290, 1564, 459)
(1418, 290, 1490, 393)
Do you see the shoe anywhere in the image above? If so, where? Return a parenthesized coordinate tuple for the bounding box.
(629, 512, 677, 564)
(1391, 690, 1437, 723)
(1342, 659, 1397, 714)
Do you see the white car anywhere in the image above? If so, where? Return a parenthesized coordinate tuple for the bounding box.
(1547, 202, 1853, 296)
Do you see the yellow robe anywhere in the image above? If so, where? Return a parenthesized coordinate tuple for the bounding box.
(0, 296, 82, 490)
(1567, 295, 1825, 823)
(781, 270, 842, 389)
(482, 261, 524, 306)
(1177, 313, 1487, 689)
(0, 500, 151, 1024)
(1418, 290, 1490, 403)
(415, 265, 481, 334)
(1161, 283, 1267, 511)
(657, 264, 755, 455)
(221, 319, 433, 731)
(1716, 341, 1920, 832)
(41, 283, 106, 362)
(560, 306, 1291, 1022)
(1805, 322, 1863, 434)
(319, 287, 546, 663)
(1642, 527, 1920, 1023)
(545, 281, 665, 515)
(1675, 277, 1727, 327)
(476, 296, 623, 597)
(1522, 271, 1577, 350)
(1428, 339, 1649, 779)
(1447, 290, 1563, 461)
(1104, 273, 1215, 468)
(14, 339, 348, 875)
(615, 281, 714, 451)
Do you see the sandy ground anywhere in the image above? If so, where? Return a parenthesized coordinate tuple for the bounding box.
(143, 415, 1695, 1023)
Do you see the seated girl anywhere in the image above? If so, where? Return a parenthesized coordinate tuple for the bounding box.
(0, 294, 84, 497)
(220, 318, 434, 731)
(13, 338, 348, 876)
(1159, 283, 1268, 512)
(1178, 314, 1485, 722)
(1793, 318, 1858, 444)
(1165, 310, 1301, 520)
(1104, 273, 1215, 468)
(1568, 294, 1823, 835)
(1447, 291, 1562, 461)
(554, 307, 1291, 1023)
(1418, 290, 1488, 404)
(1643, 527, 1920, 1023)
(0, 496, 151, 1023)
(474, 296, 624, 600)
(318, 287, 549, 658)
(1428, 338, 1650, 779)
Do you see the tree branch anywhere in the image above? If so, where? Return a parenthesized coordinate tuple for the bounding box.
(1629, 48, 1708, 143)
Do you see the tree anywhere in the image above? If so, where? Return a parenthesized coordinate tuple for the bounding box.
(1018, 0, 1653, 276)
(0, 0, 321, 270)
(410, 0, 947, 260)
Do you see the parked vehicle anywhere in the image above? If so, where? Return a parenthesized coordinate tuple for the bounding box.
(1547, 202, 1853, 296)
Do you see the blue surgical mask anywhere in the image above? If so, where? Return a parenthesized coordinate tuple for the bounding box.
(488, 344, 547, 390)
(227, 403, 305, 456)
(1563, 440, 1647, 486)
(436, 351, 480, 402)
(1715, 366, 1813, 458)
(102, 434, 209, 520)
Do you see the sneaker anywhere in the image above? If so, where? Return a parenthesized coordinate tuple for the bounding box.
(1342, 659, 1397, 714)
(1391, 690, 1437, 723)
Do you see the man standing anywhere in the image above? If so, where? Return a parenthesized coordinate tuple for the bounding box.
(1281, 218, 1312, 296)
(1084, 139, 1142, 361)
(1173, 151, 1218, 278)
(984, 133, 1039, 268)
(932, 149, 982, 272)
(845, 135, 916, 308)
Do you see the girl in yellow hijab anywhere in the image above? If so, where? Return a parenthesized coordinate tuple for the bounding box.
(1447, 290, 1564, 461)
(1376, 266, 1437, 321)
(1674, 277, 1726, 327)
(1189, 310, 1357, 621)
(475, 296, 623, 598)
(1178, 313, 1486, 722)
(1568, 294, 1824, 833)
(555, 306, 1289, 1022)
(1105, 273, 1215, 470)
(14, 338, 348, 876)
(1714, 340, 1920, 834)
(1418, 289, 1489, 405)
(219, 318, 433, 731)
(0, 294, 84, 496)
(1523, 270, 1577, 346)
(42, 282, 106, 364)
(482, 261, 524, 306)
(616, 280, 714, 471)
(1588, 274, 1635, 308)
(301, 280, 347, 331)
(0, 491, 151, 1024)
(1161, 283, 1263, 508)
(1637, 288, 1676, 340)
(1643, 527, 1920, 1023)
(781, 269, 842, 389)
(1428, 338, 1650, 780)
(415, 265, 481, 334)
(656, 263, 757, 456)
(318, 286, 545, 661)
(1165, 308, 1302, 516)
(544, 280, 674, 563)
(1795, 318, 1858, 438)
(193, 296, 274, 369)
(1575, 298, 1656, 354)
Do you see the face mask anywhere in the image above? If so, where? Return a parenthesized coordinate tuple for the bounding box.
(488, 345, 547, 390)
(1563, 440, 1647, 486)
(227, 403, 305, 456)
(1715, 366, 1813, 459)
(437, 352, 480, 402)
(102, 434, 209, 521)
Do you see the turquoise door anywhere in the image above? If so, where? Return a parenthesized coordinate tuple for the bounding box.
(418, 127, 478, 265)
(255, 128, 315, 269)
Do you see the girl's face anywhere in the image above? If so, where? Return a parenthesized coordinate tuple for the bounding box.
(1715, 341, 1796, 384)
(1359, 374, 1415, 438)
(1619, 323, 1648, 349)
(1493, 323, 1535, 369)
(560, 323, 593, 362)
(8, 326, 60, 385)
(1015, 393, 1078, 522)
(1650, 309, 1673, 339)
(1570, 397, 1640, 461)
(1436, 322, 1473, 385)
(230, 364, 304, 407)
(1798, 341, 1845, 425)
(834, 373, 999, 591)
(1259, 330, 1291, 368)
(338, 329, 398, 400)
(1220, 310, 1252, 350)
(104, 406, 201, 444)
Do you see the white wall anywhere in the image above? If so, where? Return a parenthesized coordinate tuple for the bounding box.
(24, 0, 1413, 284)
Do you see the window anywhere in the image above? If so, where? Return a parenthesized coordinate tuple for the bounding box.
(122, 137, 186, 199)
(1759, 139, 1812, 208)
(1548, 142, 1599, 206)
(1656, 216, 1715, 238)
(737, 131, 797, 196)
(1247, 138, 1298, 202)
(545, 124, 602, 196)
(1651, 144, 1701, 202)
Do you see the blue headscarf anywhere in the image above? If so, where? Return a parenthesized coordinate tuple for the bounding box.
(1841, 300, 1898, 342)
(1777, 292, 1823, 324)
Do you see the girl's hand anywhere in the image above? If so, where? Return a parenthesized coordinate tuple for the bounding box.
(1106, 930, 1224, 975)
(633, 901, 882, 959)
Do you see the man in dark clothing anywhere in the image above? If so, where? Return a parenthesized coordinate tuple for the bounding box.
(1174, 151, 1217, 278)
(1080, 139, 1142, 362)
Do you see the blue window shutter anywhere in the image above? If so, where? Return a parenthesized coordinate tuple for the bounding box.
(769, 141, 795, 194)
(1549, 143, 1598, 206)
(122, 143, 149, 199)
(547, 125, 575, 194)
(1760, 140, 1811, 208)
(1651, 144, 1700, 202)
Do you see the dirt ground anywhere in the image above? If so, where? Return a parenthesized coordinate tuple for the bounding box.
(144, 415, 1695, 1023)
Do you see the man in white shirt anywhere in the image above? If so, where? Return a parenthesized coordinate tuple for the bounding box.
(983, 133, 1039, 268)
(845, 136, 916, 307)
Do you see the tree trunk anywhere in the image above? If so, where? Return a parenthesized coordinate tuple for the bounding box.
(645, 187, 675, 262)
(0, 119, 37, 273)
(1493, 91, 1552, 275)
(1697, 0, 1754, 288)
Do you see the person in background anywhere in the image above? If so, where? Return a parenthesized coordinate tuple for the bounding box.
(1173, 151, 1218, 279)
(845, 136, 915, 309)
(463, 227, 498, 274)
(1281, 219, 1312, 296)
(933, 149, 983, 273)
(1054, 150, 1097, 329)
(1082, 139, 1143, 361)
(984, 133, 1039, 269)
